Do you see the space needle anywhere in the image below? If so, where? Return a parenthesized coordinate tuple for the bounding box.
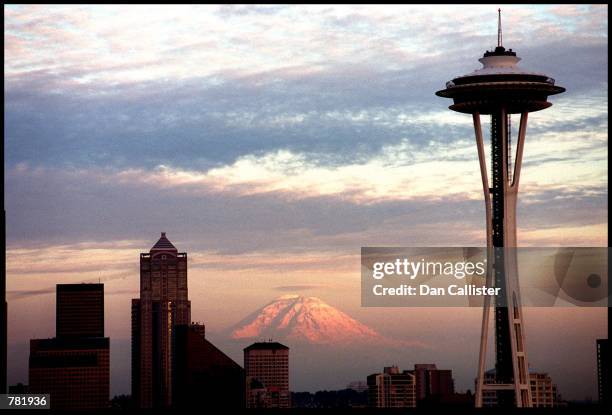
(436, 10, 565, 407)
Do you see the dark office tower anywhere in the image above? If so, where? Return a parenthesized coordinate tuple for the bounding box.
(132, 233, 191, 408)
(29, 283, 109, 410)
(1, 209, 6, 393)
(57, 284, 104, 338)
(8, 383, 29, 394)
(244, 342, 290, 408)
(414, 364, 437, 402)
(29, 337, 110, 409)
(131, 299, 141, 406)
(173, 323, 245, 408)
(1, 298, 5, 394)
(414, 364, 454, 405)
(598, 339, 609, 406)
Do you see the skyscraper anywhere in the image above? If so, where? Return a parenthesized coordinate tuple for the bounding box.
(1, 209, 6, 394)
(244, 342, 290, 408)
(597, 339, 609, 406)
(29, 337, 110, 409)
(367, 366, 416, 408)
(132, 232, 190, 408)
(414, 364, 437, 402)
(29, 283, 109, 410)
(56, 283, 104, 338)
(414, 364, 454, 405)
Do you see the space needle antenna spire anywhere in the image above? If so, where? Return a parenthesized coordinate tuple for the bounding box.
(498, 8, 503, 47)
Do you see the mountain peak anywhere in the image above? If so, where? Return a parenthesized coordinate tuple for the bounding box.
(276, 294, 302, 300)
(231, 295, 382, 345)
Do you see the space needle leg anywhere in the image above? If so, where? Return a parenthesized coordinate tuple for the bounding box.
(473, 113, 493, 407)
(507, 111, 532, 407)
(511, 112, 528, 190)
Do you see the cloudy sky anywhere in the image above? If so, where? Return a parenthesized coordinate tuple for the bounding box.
(4, 4, 607, 399)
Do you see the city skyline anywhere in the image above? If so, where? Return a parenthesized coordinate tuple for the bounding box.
(5, 232, 608, 402)
(4, 4, 608, 403)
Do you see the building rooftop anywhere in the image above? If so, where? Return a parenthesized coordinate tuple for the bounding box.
(151, 232, 177, 251)
(244, 341, 289, 351)
(56, 283, 103, 292)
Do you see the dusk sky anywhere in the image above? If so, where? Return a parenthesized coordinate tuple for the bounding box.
(4, 4, 608, 400)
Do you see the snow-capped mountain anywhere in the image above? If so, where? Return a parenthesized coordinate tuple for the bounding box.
(230, 294, 393, 345)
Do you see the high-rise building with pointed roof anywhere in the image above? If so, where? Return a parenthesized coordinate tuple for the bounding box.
(132, 233, 190, 408)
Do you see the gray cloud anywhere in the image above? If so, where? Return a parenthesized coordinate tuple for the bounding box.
(5, 35, 605, 172)
(6, 272, 134, 300)
(5, 165, 606, 252)
(7, 288, 55, 300)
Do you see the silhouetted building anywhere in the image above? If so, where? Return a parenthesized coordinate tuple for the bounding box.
(367, 366, 416, 408)
(414, 363, 454, 405)
(28, 283, 110, 410)
(479, 369, 559, 407)
(109, 394, 132, 410)
(1, 213, 6, 394)
(173, 323, 245, 408)
(291, 389, 368, 408)
(244, 342, 290, 408)
(1, 299, 6, 394)
(8, 383, 29, 394)
(57, 283, 104, 338)
(130, 300, 141, 407)
(597, 339, 609, 405)
(1, 302, 6, 393)
(132, 233, 191, 408)
(29, 337, 110, 410)
(414, 363, 436, 401)
(435, 391, 475, 407)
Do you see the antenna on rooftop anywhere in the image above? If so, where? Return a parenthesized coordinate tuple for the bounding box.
(498, 8, 503, 47)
